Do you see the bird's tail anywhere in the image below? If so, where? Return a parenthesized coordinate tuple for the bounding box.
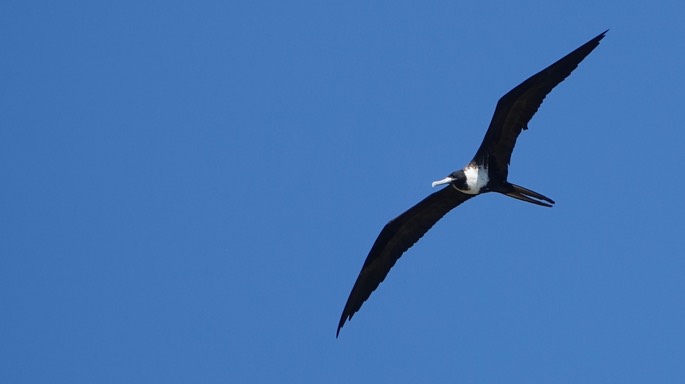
(504, 183, 555, 207)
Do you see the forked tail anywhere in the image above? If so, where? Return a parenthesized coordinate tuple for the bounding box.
(504, 183, 555, 207)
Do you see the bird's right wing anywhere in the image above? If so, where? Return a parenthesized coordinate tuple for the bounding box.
(337, 186, 473, 336)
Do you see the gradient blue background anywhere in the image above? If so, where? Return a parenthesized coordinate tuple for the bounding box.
(2, 1, 684, 383)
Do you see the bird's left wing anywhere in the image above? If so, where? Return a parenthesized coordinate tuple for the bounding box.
(337, 186, 473, 336)
(472, 30, 606, 178)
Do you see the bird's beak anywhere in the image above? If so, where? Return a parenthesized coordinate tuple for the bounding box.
(431, 176, 454, 188)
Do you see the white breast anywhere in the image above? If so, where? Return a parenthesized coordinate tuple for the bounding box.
(464, 165, 489, 194)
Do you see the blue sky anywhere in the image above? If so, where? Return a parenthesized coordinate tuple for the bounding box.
(2, 1, 684, 383)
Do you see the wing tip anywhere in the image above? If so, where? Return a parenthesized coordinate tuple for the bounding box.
(597, 29, 609, 41)
(591, 29, 608, 46)
(336, 310, 353, 338)
(336, 317, 345, 338)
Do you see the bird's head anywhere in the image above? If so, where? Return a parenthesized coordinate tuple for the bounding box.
(431, 170, 467, 190)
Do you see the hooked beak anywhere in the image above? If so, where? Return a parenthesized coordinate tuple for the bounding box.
(431, 176, 455, 188)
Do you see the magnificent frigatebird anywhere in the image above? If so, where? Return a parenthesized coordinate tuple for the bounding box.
(337, 30, 606, 337)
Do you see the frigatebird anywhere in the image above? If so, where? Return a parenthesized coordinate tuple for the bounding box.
(337, 31, 606, 337)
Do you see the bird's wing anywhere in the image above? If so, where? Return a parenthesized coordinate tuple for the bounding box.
(472, 30, 606, 178)
(337, 186, 473, 336)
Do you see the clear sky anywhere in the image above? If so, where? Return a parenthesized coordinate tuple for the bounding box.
(2, 1, 684, 383)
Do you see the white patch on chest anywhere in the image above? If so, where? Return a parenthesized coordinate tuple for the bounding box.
(463, 165, 489, 194)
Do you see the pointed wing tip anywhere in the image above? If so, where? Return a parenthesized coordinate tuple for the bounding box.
(583, 30, 608, 52)
(592, 29, 608, 44)
(336, 313, 349, 338)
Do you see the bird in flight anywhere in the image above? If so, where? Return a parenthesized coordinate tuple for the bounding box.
(337, 30, 607, 337)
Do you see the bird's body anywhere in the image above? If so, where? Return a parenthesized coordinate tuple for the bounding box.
(337, 31, 607, 337)
(460, 164, 489, 194)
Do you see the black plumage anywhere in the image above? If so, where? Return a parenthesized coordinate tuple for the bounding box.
(337, 31, 607, 337)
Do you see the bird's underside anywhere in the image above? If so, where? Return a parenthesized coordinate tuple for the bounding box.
(337, 30, 607, 337)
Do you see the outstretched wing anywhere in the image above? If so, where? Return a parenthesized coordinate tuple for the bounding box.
(337, 186, 473, 336)
(472, 30, 607, 179)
